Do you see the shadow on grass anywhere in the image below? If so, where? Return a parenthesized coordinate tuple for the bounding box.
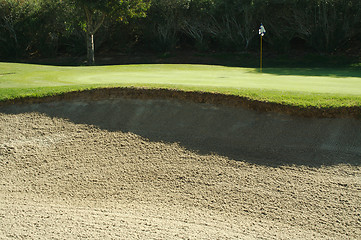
(1, 97, 361, 167)
(8, 51, 361, 77)
(259, 67, 361, 78)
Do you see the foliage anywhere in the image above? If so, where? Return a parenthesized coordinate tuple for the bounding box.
(64, 0, 150, 64)
(142, 0, 190, 51)
(0, 0, 40, 57)
(0, 0, 360, 59)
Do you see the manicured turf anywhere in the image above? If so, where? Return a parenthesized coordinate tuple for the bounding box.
(1, 62, 360, 108)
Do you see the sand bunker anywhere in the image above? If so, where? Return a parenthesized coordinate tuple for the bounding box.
(1, 93, 360, 239)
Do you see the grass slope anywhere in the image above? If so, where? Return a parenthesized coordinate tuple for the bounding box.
(1, 62, 360, 108)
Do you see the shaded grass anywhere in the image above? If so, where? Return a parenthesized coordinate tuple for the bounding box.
(0, 62, 360, 109)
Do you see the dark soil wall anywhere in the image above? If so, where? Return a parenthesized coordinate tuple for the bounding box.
(1, 87, 360, 119)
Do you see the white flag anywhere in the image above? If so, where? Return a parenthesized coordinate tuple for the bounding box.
(259, 24, 266, 36)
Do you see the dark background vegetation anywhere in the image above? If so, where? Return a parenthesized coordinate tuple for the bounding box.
(1, 0, 360, 65)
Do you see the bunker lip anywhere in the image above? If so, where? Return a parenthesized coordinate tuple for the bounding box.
(1, 87, 360, 119)
(1, 92, 361, 167)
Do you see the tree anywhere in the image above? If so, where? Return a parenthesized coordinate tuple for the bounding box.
(66, 0, 150, 65)
(181, 0, 217, 51)
(0, 0, 42, 57)
(145, 0, 190, 51)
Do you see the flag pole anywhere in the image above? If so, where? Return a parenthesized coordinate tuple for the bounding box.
(259, 23, 265, 73)
(260, 35, 263, 73)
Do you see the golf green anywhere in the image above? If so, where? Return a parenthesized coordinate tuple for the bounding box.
(1, 62, 360, 108)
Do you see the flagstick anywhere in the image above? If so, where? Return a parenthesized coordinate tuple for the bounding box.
(260, 35, 263, 73)
(259, 23, 266, 72)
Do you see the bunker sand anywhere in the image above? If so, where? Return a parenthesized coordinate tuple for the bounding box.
(1, 95, 360, 239)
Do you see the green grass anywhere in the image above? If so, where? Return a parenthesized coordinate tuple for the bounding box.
(1, 62, 360, 108)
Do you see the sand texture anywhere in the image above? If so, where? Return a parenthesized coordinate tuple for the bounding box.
(1, 96, 360, 239)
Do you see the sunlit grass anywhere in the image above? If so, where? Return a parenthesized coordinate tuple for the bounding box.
(1, 62, 360, 108)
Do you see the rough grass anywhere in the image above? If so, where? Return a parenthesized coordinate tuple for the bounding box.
(1, 62, 360, 108)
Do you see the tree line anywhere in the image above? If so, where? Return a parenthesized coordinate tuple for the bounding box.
(1, 0, 360, 64)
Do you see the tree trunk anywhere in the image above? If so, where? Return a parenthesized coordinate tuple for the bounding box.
(87, 33, 95, 65)
(83, 6, 105, 66)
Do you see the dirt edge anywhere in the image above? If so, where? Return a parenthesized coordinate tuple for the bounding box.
(1, 87, 360, 119)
